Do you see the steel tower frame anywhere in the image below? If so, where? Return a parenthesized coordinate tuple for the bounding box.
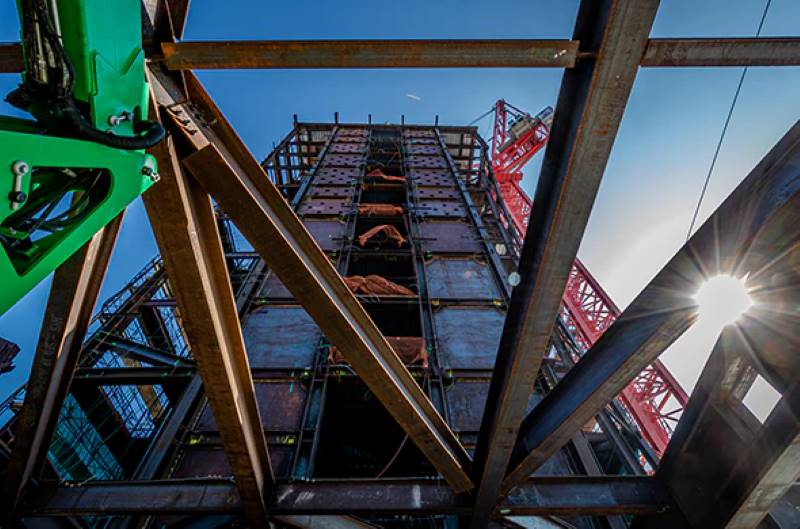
(0, 1, 798, 528)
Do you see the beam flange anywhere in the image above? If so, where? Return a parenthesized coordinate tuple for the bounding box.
(70, 366, 194, 385)
(143, 131, 272, 525)
(642, 37, 800, 67)
(504, 119, 800, 495)
(4, 38, 800, 74)
(160, 39, 578, 69)
(0, 215, 123, 515)
(469, 0, 661, 525)
(19, 477, 670, 517)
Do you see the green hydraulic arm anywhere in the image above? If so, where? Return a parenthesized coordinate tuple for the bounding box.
(0, 0, 164, 315)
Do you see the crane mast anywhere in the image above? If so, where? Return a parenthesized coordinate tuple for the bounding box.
(490, 99, 688, 456)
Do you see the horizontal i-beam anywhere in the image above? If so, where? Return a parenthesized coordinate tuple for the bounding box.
(19, 476, 670, 517)
(502, 119, 800, 494)
(642, 37, 800, 67)
(160, 39, 579, 69)
(2, 38, 800, 74)
(147, 67, 473, 492)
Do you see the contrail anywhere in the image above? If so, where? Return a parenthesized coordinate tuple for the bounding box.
(406, 93, 422, 101)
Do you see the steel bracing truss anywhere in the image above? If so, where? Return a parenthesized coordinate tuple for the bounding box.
(1, 1, 799, 529)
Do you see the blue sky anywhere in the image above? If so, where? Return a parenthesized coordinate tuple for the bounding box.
(1, 0, 799, 417)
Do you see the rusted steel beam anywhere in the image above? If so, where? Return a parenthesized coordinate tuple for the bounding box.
(504, 120, 800, 497)
(502, 476, 670, 517)
(469, 1, 661, 526)
(168, 0, 191, 39)
(643, 37, 800, 67)
(20, 476, 670, 517)
(0, 215, 123, 516)
(160, 39, 579, 69)
(0, 42, 22, 73)
(143, 130, 272, 525)
(145, 67, 473, 492)
(70, 365, 194, 385)
(4, 38, 800, 74)
(141, 0, 192, 50)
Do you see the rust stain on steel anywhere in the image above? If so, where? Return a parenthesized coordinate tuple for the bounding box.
(161, 40, 579, 69)
(642, 38, 800, 67)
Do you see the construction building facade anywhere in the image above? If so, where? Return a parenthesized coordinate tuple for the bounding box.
(2, 1, 800, 526)
(1, 121, 669, 528)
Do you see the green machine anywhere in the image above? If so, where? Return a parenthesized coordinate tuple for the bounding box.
(0, 0, 164, 315)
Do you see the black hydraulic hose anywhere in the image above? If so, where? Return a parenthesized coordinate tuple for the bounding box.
(61, 98, 166, 151)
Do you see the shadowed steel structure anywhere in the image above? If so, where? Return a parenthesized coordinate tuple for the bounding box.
(0, 1, 799, 529)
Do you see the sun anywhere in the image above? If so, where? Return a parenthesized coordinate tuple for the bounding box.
(694, 275, 753, 327)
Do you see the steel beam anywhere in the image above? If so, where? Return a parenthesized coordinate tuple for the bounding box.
(86, 333, 194, 367)
(636, 212, 800, 528)
(3, 38, 800, 75)
(630, 330, 797, 529)
(70, 366, 194, 385)
(160, 39, 579, 69)
(142, 127, 272, 524)
(502, 476, 670, 517)
(141, 0, 192, 49)
(19, 477, 670, 517)
(158, 38, 800, 70)
(504, 119, 800, 496)
(642, 37, 800, 67)
(469, 1, 661, 525)
(0, 215, 123, 515)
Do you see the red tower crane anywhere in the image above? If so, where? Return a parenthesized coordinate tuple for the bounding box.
(489, 99, 689, 456)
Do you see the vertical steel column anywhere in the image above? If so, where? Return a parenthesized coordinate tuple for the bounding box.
(144, 131, 273, 525)
(469, 1, 661, 525)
